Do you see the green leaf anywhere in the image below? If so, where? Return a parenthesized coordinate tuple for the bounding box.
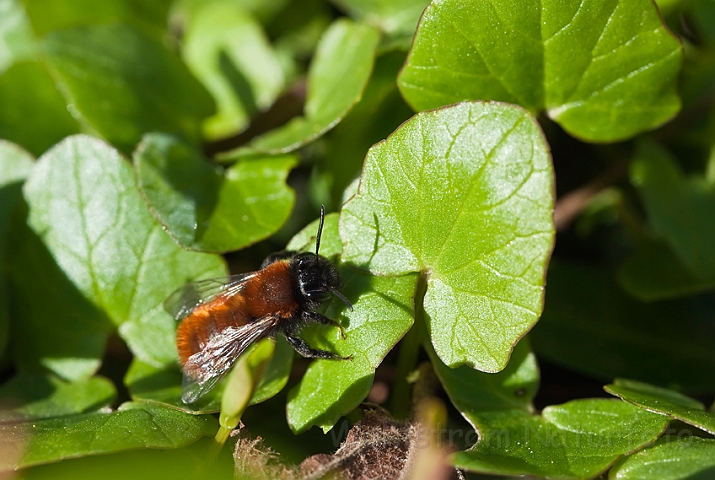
(627, 142, 715, 280)
(285, 214, 416, 433)
(220, 19, 379, 159)
(618, 241, 715, 301)
(124, 359, 222, 415)
(332, 0, 430, 36)
(0, 373, 115, 423)
(315, 51, 414, 209)
(531, 260, 715, 391)
(398, 0, 682, 142)
(0, 140, 34, 357)
(0, 61, 80, 157)
(428, 342, 669, 479)
(182, 3, 285, 139)
(605, 379, 715, 435)
(609, 437, 715, 480)
(135, 133, 296, 253)
(42, 24, 215, 153)
(18, 135, 225, 378)
(0, 402, 217, 470)
(340, 102, 554, 371)
(23, 0, 172, 37)
(0, 0, 36, 73)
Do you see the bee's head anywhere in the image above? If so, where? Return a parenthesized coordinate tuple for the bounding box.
(291, 253, 345, 306)
(290, 205, 352, 310)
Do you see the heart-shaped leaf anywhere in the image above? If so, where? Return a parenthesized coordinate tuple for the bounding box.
(608, 437, 715, 480)
(341, 102, 554, 371)
(219, 19, 379, 159)
(285, 214, 416, 433)
(42, 24, 214, 153)
(619, 142, 715, 299)
(17, 135, 225, 379)
(428, 342, 669, 479)
(182, 2, 285, 139)
(0, 402, 217, 470)
(398, 0, 682, 142)
(0, 373, 115, 423)
(135, 133, 296, 253)
(605, 379, 715, 435)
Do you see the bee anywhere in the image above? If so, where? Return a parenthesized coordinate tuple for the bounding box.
(165, 206, 353, 404)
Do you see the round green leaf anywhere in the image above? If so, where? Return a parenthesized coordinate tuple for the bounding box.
(0, 402, 217, 470)
(42, 24, 215, 153)
(609, 437, 715, 480)
(398, 0, 682, 142)
(341, 102, 554, 371)
(220, 18, 379, 159)
(605, 379, 715, 435)
(0, 61, 80, 157)
(0, 373, 116, 423)
(428, 342, 669, 479)
(20, 135, 225, 377)
(285, 214, 416, 433)
(135, 133, 296, 253)
(182, 3, 285, 139)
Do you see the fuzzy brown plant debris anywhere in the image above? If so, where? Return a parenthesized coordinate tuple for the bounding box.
(233, 434, 298, 480)
(298, 408, 463, 480)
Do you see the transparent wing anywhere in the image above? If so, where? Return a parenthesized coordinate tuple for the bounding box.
(180, 315, 280, 404)
(164, 272, 257, 321)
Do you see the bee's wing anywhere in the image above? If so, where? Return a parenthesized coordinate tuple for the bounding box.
(180, 314, 280, 404)
(164, 272, 257, 321)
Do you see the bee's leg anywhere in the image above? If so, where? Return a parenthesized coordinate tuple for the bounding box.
(283, 321, 351, 360)
(302, 310, 347, 339)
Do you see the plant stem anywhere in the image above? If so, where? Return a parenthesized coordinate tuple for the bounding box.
(390, 271, 428, 419)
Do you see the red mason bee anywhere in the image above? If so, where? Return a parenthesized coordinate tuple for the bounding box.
(165, 207, 352, 404)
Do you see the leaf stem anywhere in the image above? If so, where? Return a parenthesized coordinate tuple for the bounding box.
(390, 271, 428, 419)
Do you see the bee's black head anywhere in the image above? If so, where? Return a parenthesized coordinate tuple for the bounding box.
(291, 253, 346, 307)
(290, 205, 353, 310)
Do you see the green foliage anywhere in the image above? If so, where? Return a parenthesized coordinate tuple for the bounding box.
(135, 133, 296, 253)
(0, 0, 713, 478)
(342, 102, 554, 371)
(399, 0, 682, 142)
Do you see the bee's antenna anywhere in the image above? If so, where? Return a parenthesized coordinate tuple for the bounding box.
(315, 205, 325, 255)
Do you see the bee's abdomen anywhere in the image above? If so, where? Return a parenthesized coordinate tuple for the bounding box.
(176, 297, 249, 365)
